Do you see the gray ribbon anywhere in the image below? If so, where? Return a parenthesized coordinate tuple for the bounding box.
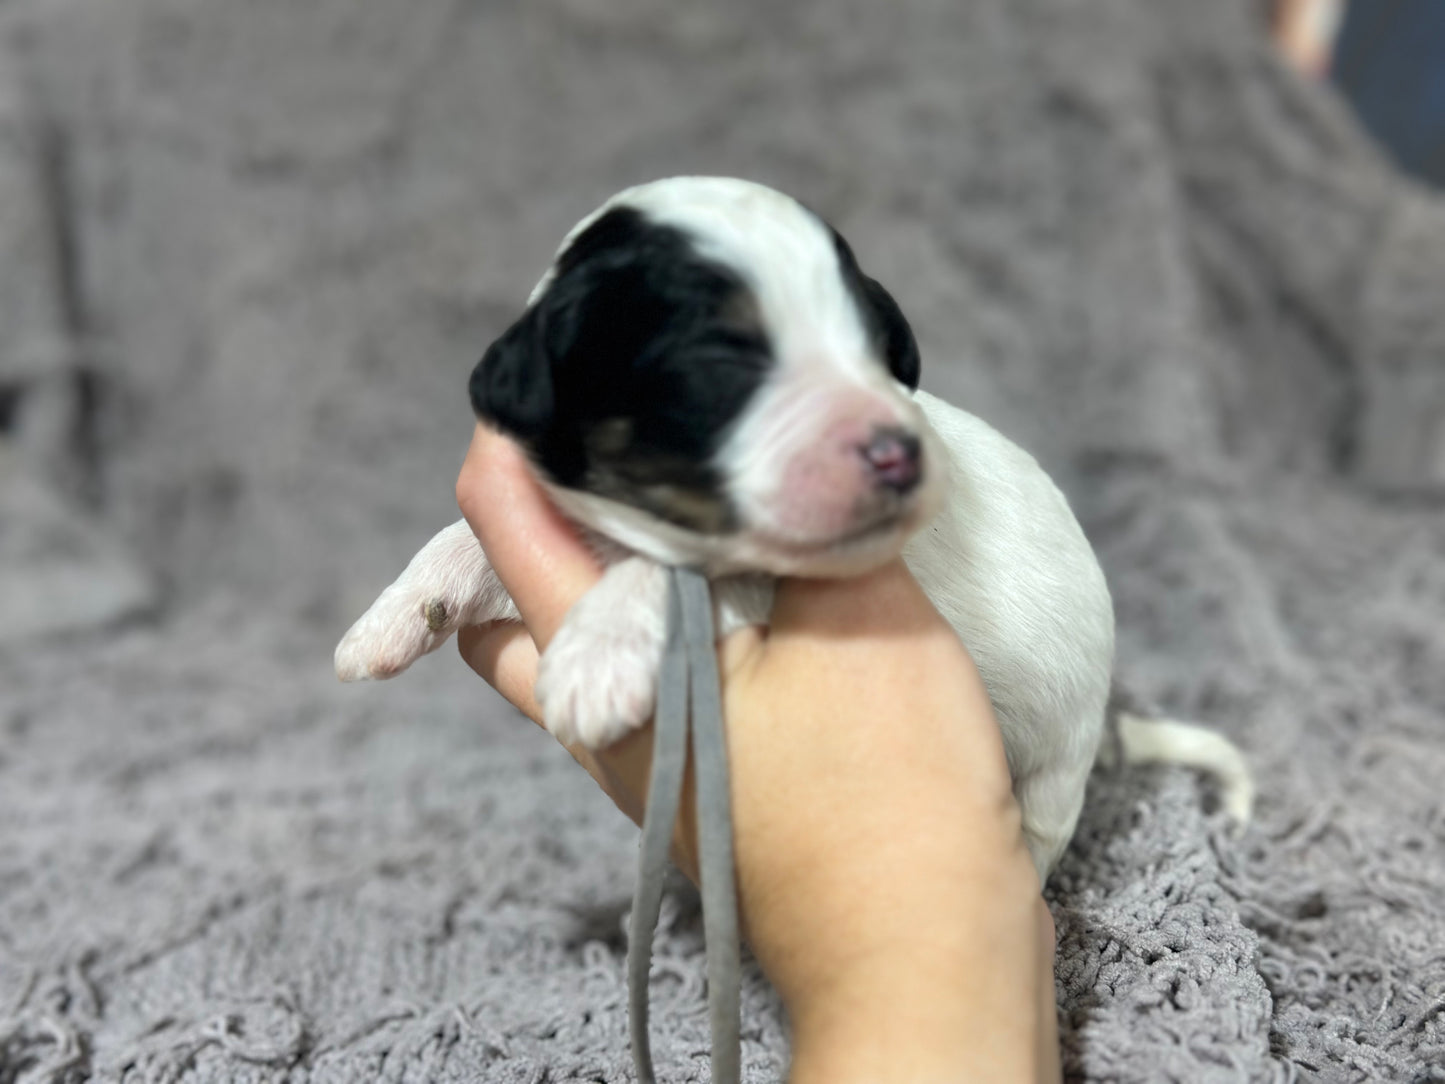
(628, 566, 740, 1084)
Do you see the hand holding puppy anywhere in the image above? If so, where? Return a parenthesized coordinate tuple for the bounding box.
(455, 423, 1061, 1084)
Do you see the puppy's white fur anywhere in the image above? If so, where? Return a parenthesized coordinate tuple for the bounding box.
(335, 177, 1251, 880)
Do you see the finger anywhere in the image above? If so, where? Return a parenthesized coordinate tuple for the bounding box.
(457, 622, 544, 724)
(456, 424, 602, 649)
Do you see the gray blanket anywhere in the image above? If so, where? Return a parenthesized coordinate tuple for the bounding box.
(1, 0, 1442, 1080)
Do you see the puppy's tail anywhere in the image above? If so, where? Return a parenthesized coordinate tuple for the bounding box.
(1104, 693, 1255, 827)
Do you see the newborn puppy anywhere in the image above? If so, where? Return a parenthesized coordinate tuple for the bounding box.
(335, 176, 1250, 879)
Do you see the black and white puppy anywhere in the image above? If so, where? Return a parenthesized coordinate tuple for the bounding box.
(335, 176, 1250, 880)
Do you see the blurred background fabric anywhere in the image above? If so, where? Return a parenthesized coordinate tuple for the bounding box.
(1, 0, 1443, 1080)
(1332, 0, 1445, 188)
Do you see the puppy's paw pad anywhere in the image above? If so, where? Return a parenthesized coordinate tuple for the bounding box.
(536, 627, 659, 750)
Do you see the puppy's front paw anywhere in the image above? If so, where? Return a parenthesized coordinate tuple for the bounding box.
(536, 620, 661, 749)
(334, 587, 458, 682)
(534, 558, 669, 750)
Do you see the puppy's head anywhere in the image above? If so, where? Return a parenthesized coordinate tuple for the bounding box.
(470, 176, 944, 576)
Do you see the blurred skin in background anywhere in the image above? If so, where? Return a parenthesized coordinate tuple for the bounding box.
(1271, 0, 1344, 77)
(1272, 0, 1445, 187)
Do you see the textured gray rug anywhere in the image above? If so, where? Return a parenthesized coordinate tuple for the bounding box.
(2, 0, 1443, 1081)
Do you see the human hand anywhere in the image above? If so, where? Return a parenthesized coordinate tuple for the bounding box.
(455, 424, 1060, 1083)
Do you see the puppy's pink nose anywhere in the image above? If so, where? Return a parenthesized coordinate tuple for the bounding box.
(860, 427, 922, 493)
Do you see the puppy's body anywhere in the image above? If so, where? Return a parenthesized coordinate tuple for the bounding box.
(336, 177, 1248, 880)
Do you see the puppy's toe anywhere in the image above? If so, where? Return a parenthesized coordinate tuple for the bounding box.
(536, 627, 659, 750)
(334, 593, 453, 682)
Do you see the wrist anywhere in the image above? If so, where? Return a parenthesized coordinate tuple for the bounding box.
(780, 860, 1048, 1084)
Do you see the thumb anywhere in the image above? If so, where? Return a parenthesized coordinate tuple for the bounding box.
(456, 424, 602, 650)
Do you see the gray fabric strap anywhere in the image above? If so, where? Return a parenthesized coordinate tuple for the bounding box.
(628, 566, 740, 1084)
(627, 569, 689, 1083)
(680, 568, 741, 1084)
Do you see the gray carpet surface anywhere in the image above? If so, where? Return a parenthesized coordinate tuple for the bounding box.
(1, 0, 1443, 1080)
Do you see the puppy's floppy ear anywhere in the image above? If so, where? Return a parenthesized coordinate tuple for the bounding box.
(469, 207, 636, 441)
(828, 226, 921, 390)
(469, 306, 554, 440)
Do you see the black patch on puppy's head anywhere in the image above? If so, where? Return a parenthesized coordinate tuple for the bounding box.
(829, 228, 921, 390)
(470, 207, 770, 533)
